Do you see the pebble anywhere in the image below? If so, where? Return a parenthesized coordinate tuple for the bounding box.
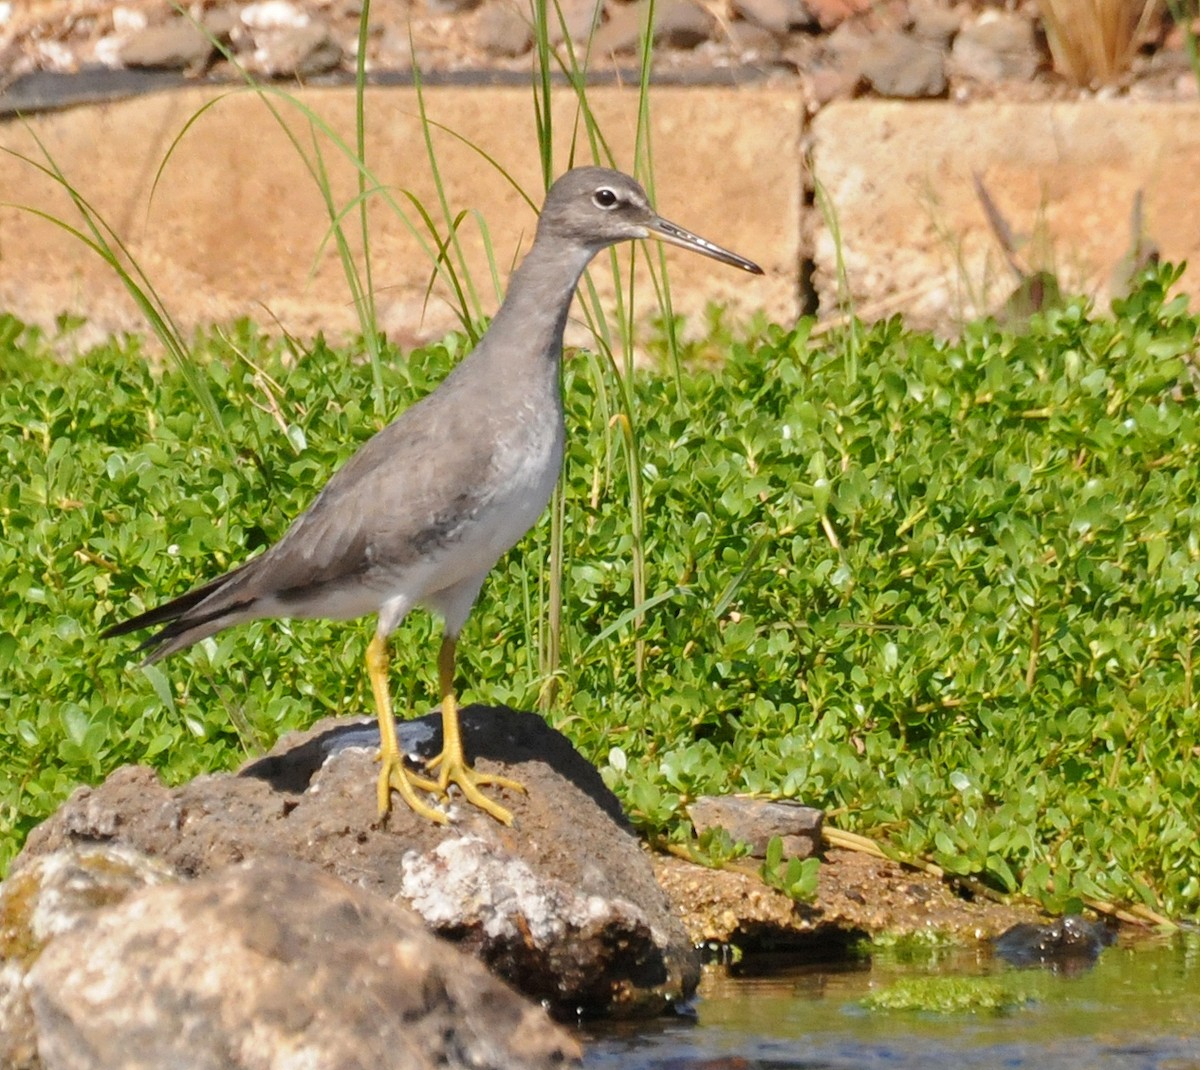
(544, 0, 605, 44)
(475, 3, 532, 57)
(654, 0, 715, 50)
(733, 0, 818, 36)
(427, 0, 484, 15)
(254, 21, 344, 77)
(951, 11, 1039, 82)
(860, 29, 947, 97)
(241, 0, 310, 30)
(119, 19, 213, 69)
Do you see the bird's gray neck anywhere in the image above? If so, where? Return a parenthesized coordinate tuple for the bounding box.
(472, 234, 599, 374)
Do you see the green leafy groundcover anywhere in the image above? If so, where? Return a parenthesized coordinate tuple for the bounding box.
(2, 266, 1199, 919)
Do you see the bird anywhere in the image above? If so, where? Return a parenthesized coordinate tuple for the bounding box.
(102, 166, 764, 826)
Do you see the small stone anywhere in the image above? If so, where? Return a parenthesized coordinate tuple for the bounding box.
(727, 20, 784, 61)
(910, 2, 960, 44)
(689, 796, 824, 859)
(111, 7, 149, 33)
(592, 1, 645, 55)
(654, 0, 715, 49)
(202, 5, 240, 42)
(428, 0, 484, 15)
(860, 30, 947, 97)
(993, 915, 1116, 968)
(476, 4, 533, 57)
(118, 19, 214, 69)
(375, 23, 414, 68)
(804, 0, 871, 31)
(732, 0, 816, 35)
(802, 22, 869, 102)
(594, 0, 713, 52)
(951, 12, 1040, 82)
(806, 60, 864, 104)
(255, 21, 344, 77)
(542, 0, 605, 44)
(241, 0, 309, 30)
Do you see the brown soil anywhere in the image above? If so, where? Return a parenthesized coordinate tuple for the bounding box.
(654, 846, 1041, 953)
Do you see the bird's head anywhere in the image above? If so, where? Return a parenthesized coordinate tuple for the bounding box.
(537, 166, 764, 275)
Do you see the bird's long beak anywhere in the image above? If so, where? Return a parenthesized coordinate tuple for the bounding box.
(647, 216, 764, 275)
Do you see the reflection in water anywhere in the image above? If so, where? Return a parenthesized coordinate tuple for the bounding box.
(581, 932, 1200, 1070)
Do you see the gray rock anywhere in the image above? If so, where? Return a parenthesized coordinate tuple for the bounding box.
(992, 915, 1116, 969)
(0, 846, 178, 1070)
(910, 2, 960, 45)
(592, 1, 645, 55)
(24, 856, 580, 1070)
(654, 0, 715, 49)
(593, 0, 713, 54)
(119, 18, 214, 69)
(732, 0, 817, 36)
(804, 23, 870, 103)
(201, 5, 241, 43)
(476, 4, 533, 58)
(806, 60, 864, 104)
(689, 795, 823, 859)
(860, 31, 947, 98)
(428, 0, 484, 14)
(805, 0, 871, 31)
(254, 21, 344, 78)
(951, 13, 1040, 82)
(375, 23, 414, 69)
(727, 20, 785, 61)
(14, 706, 699, 1018)
(543, 0, 605, 44)
(240, 0, 309, 29)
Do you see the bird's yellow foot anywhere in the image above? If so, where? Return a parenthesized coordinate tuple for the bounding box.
(427, 749, 526, 826)
(376, 748, 448, 824)
(420, 743, 523, 825)
(428, 634, 526, 824)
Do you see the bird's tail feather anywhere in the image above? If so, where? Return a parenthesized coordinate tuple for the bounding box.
(101, 559, 259, 662)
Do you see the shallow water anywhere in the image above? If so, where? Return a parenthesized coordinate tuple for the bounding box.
(582, 932, 1200, 1069)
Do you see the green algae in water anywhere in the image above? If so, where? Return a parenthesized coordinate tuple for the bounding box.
(862, 976, 1031, 1014)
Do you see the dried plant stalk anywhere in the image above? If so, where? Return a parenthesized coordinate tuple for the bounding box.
(1039, 0, 1162, 85)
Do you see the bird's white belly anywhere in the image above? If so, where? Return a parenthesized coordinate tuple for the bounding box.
(419, 417, 563, 598)
(465, 426, 562, 567)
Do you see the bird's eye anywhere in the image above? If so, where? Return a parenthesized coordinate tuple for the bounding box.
(592, 188, 619, 209)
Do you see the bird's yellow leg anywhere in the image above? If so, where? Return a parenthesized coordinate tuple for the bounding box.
(427, 634, 525, 825)
(367, 635, 446, 824)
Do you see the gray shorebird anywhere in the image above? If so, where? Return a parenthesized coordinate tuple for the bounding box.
(103, 166, 764, 825)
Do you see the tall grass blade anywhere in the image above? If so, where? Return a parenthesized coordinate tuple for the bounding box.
(354, 0, 384, 419)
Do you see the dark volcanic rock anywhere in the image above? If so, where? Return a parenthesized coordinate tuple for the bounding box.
(18, 854, 579, 1070)
(15, 705, 699, 1018)
(992, 915, 1117, 970)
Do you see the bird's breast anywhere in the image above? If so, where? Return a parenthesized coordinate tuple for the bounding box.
(477, 403, 565, 555)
